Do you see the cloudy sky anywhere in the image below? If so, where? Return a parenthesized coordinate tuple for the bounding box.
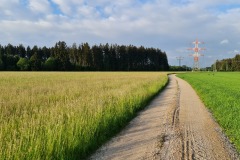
(1, 0, 240, 67)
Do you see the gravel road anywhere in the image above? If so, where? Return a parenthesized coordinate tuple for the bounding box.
(90, 75, 239, 160)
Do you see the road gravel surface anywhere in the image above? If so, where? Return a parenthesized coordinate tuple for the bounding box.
(90, 75, 239, 160)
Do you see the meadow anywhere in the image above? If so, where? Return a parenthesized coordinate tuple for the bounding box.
(178, 72, 240, 151)
(0, 72, 168, 159)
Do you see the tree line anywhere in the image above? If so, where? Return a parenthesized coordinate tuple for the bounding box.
(0, 41, 169, 71)
(213, 54, 240, 71)
(169, 65, 192, 71)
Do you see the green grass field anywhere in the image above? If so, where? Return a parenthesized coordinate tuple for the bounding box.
(0, 72, 168, 159)
(178, 72, 240, 151)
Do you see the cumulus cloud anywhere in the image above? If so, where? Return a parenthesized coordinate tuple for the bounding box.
(0, 0, 240, 66)
(233, 50, 240, 53)
(28, 0, 51, 14)
(51, 0, 85, 15)
(220, 39, 229, 44)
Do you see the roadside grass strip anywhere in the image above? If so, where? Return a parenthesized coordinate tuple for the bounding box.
(178, 72, 240, 152)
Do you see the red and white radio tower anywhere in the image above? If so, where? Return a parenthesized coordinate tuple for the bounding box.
(188, 39, 206, 71)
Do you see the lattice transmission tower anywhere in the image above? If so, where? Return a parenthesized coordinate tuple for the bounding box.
(188, 39, 206, 71)
(176, 56, 184, 66)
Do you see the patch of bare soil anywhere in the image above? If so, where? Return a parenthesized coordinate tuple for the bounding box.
(90, 75, 239, 160)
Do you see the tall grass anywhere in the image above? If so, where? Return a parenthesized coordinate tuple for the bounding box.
(178, 72, 240, 151)
(0, 72, 168, 159)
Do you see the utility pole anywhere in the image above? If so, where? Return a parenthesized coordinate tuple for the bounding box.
(214, 60, 217, 72)
(226, 60, 228, 71)
(176, 56, 184, 66)
(188, 39, 206, 71)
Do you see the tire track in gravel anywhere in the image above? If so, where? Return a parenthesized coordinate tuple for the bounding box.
(175, 75, 239, 160)
(89, 75, 239, 160)
(90, 75, 179, 160)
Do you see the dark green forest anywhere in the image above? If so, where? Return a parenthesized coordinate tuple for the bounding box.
(213, 54, 240, 71)
(0, 41, 169, 71)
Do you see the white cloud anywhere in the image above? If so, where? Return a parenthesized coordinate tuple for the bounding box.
(0, 0, 21, 18)
(234, 50, 239, 53)
(51, 0, 84, 15)
(220, 39, 229, 44)
(28, 0, 51, 14)
(51, 0, 72, 15)
(1, 0, 240, 67)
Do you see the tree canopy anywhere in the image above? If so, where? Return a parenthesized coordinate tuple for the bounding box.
(212, 54, 240, 71)
(0, 41, 169, 71)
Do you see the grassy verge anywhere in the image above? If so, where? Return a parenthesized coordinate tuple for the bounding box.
(0, 72, 168, 159)
(177, 72, 240, 151)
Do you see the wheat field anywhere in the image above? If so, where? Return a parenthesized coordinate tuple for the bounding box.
(0, 72, 168, 159)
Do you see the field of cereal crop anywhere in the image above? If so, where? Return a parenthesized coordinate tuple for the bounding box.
(0, 72, 168, 159)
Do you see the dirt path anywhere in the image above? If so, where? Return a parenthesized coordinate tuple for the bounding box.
(90, 75, 239, 160)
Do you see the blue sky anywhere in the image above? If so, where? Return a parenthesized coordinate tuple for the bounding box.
(1, 0, 240, 67)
